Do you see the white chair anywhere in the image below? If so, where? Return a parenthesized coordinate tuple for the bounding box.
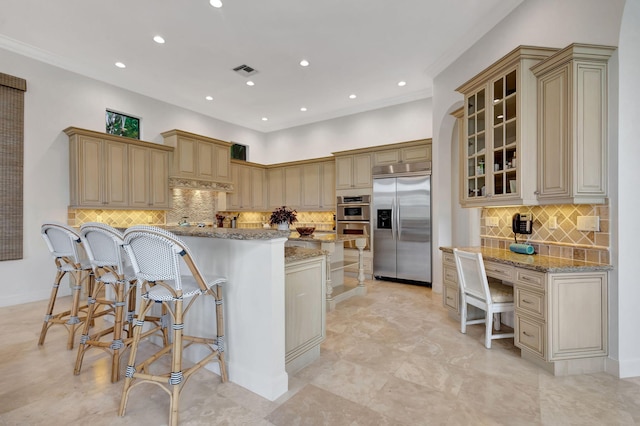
(118, 226, 227, 426)
(39, 222, 94, 350)
(74, 222, 167, 382)
(453, 249, 514, 349)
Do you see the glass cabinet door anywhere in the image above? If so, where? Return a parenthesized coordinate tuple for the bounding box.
(491, 69, 518, 197)
(465, 88, 486, 199)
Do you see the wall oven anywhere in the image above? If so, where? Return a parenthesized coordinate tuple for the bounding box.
(336, 195, 371, 250)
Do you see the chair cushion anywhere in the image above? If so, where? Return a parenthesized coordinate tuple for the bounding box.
(488, 281, 514, 303)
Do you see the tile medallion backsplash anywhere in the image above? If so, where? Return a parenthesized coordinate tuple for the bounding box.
(481, 203, 610, 264)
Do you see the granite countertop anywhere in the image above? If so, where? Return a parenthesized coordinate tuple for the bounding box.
(439, 246, 613, 273)
(288, 231, 365, 243)
(284, 246, 326, 264)
(161, 226, 291, 240)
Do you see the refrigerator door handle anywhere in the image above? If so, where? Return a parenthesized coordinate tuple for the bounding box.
(390, 197, 396, 240)
(397, 197, 402, 240)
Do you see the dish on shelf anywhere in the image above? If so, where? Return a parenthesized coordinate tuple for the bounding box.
(296, 227, 316, 236)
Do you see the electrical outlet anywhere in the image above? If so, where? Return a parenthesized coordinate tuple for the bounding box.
(147, 215, 153, 224)
(548, 216, 558, 230)
(577, 216, 600, 232)
(96, 214, 102, 223)
(487, 217, 499, 227)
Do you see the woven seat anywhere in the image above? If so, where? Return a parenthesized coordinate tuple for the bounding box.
(74, 223, 168, 383)
(39, 222, 95, 350)
(454, 249, 515, 349)
(118, 226, 227, 426)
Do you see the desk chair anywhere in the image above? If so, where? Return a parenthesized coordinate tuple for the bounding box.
(74, 223, 167, 382)
(118, 226, 227, 426)
(39, 222, 94, 350)
(453, 249, 514, 349)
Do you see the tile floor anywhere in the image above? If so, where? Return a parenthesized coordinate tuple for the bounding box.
(2, 278, 640, 425)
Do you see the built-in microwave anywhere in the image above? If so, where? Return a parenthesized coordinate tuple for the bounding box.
(336, 195, 371, 221)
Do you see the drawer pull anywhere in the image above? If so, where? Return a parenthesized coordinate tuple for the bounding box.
(521, 276, 536, 283)
(522, 299, 533, 304)
(522, 331, 534, 337)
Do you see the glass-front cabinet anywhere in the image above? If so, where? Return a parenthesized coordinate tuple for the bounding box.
(457, 46, 557, 207)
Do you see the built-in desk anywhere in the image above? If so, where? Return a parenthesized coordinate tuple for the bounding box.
(440, 246, 612, 376)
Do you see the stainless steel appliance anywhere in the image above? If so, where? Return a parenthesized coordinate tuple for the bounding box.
(373, 162, 431, 285)
(336, 195, 370, 250)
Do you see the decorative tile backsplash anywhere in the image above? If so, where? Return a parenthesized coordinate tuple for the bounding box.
(481, 203, 610, 263)
(68, 209, 166, 228)
(166, 188, 218, 225)
(217, 210, 335, 230)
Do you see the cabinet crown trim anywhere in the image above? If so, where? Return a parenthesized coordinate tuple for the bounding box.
(332, 138, 432, 157)
(64, 127, 173, 152)
(530, 43, 617, 76)
(160, 129, 233, 147)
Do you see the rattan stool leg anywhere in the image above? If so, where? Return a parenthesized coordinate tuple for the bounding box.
(38, 270, 64, 347)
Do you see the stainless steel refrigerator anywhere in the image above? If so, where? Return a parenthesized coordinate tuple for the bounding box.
(372, 162, 431, 285)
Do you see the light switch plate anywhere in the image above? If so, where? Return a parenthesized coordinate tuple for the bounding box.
(577, 216, 600, 232)
(487, 216, 499, 227)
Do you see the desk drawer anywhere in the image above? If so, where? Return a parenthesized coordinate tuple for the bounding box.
(443, 252, 455, 266)
(516, 287, 545, 319)
(484, 261, 514, 282)
(516, 269, 545, 290)
(443, 284, 459, 311)
(443, 264, 458, 285)
(515, 315, 545, 358)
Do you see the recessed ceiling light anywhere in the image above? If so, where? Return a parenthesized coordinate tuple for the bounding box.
(349, 94, 357, 99)
(246, 81, 255, 86)
(261, 117, 268, 121)
(398, 81, 407, 87)
(153, 35, 165, 44)
(299, 59, 310, 67)
(205, 96, 213, 101)
(300, 107, 307, 112)
(115, 62, 126, 68)
(209, 0, 223, 8)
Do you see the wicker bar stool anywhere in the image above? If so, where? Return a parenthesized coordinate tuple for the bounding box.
(39, 222, 94, 350)
(118, 226, 227, 426)
(74, 223, 168, 382)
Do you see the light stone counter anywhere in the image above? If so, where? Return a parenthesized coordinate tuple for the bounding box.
(439, 246, 612, 273)
(162, 225, 290, 240)
(284, 246, 326, 263)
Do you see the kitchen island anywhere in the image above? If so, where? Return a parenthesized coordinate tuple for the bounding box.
(286, 232, 367, 311)
(163, 226, 291, 401)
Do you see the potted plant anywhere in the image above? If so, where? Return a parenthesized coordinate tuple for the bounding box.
(269, 206, 298, 230)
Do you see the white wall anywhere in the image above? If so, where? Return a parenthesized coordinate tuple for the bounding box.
(615, 0, 640, 378)
(259, 98, 432, 164)
(431, 0, 629, 375)
(0, 48, 266, 307)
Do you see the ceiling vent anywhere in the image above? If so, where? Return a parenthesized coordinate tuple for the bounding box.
(232, 64, 258, 77)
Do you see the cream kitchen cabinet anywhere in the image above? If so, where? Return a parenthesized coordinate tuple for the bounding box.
(372, 140, 432, 166)
(335, 153, 372, 189)
(161, 129, 232, 184)
(66, 127, 172, 210)
(456, 46, 557, 207)
(284, 166, 302, 208)
(228, 161, 267, 211)
(301, 160, 336, 211)
(129, 145, 171, 209)
(267, 168, 285, 209)
(284, 250, 326, 374)
(531, 44, 615, 205)
(267, 158, 335, 211)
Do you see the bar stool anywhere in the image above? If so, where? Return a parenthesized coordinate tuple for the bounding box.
(118, 226, 227, 426)
(74, 223, 168, 382)
(39, 222, 94, 350)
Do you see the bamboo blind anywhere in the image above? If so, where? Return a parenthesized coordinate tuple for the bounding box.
(0, 73, 27, 261)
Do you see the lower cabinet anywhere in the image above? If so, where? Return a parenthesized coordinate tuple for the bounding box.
(442, 250, 608, 375)
(285, 254, 326, 374)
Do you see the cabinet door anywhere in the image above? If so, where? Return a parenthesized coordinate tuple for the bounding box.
(462, 87, 487, 201)
(214, 143, 231, 182)
(335, 156, 353, 189)
(149, 150, 170, 208)
(228, 163, 242, 210)
(352, 154, 372, 188)
(321, 161, 336, 209)
(373, 150, 399, 166)
(268, 168, 285, 209)
(128, 145, 150, 208)
(301, 163, 321, 209)
(284, 166, 302, 208)
(402, 144, 431, 163)
(77, 135, 104, 206)
(251, 167, 267, 210)
(238, 166, 252, 209)
(197, 140, 215, 181)
(176, 137, 197, 178)
(104, 140, 128, 207)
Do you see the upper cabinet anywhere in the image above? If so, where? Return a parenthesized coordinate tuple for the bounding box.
(66, 127, 173, 210)
(456, 46, 558, 207)
(228, 161, 267, 211)
(301, 160, 335, 210)
(335, 153, 372, 190)
(161, 129, 232, 186)
(531, 44, 615, 205)
(267, 158, 335, 211)
(372, 139, 432, 166)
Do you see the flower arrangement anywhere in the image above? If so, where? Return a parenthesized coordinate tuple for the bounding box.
(269, 206, 298, 225)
